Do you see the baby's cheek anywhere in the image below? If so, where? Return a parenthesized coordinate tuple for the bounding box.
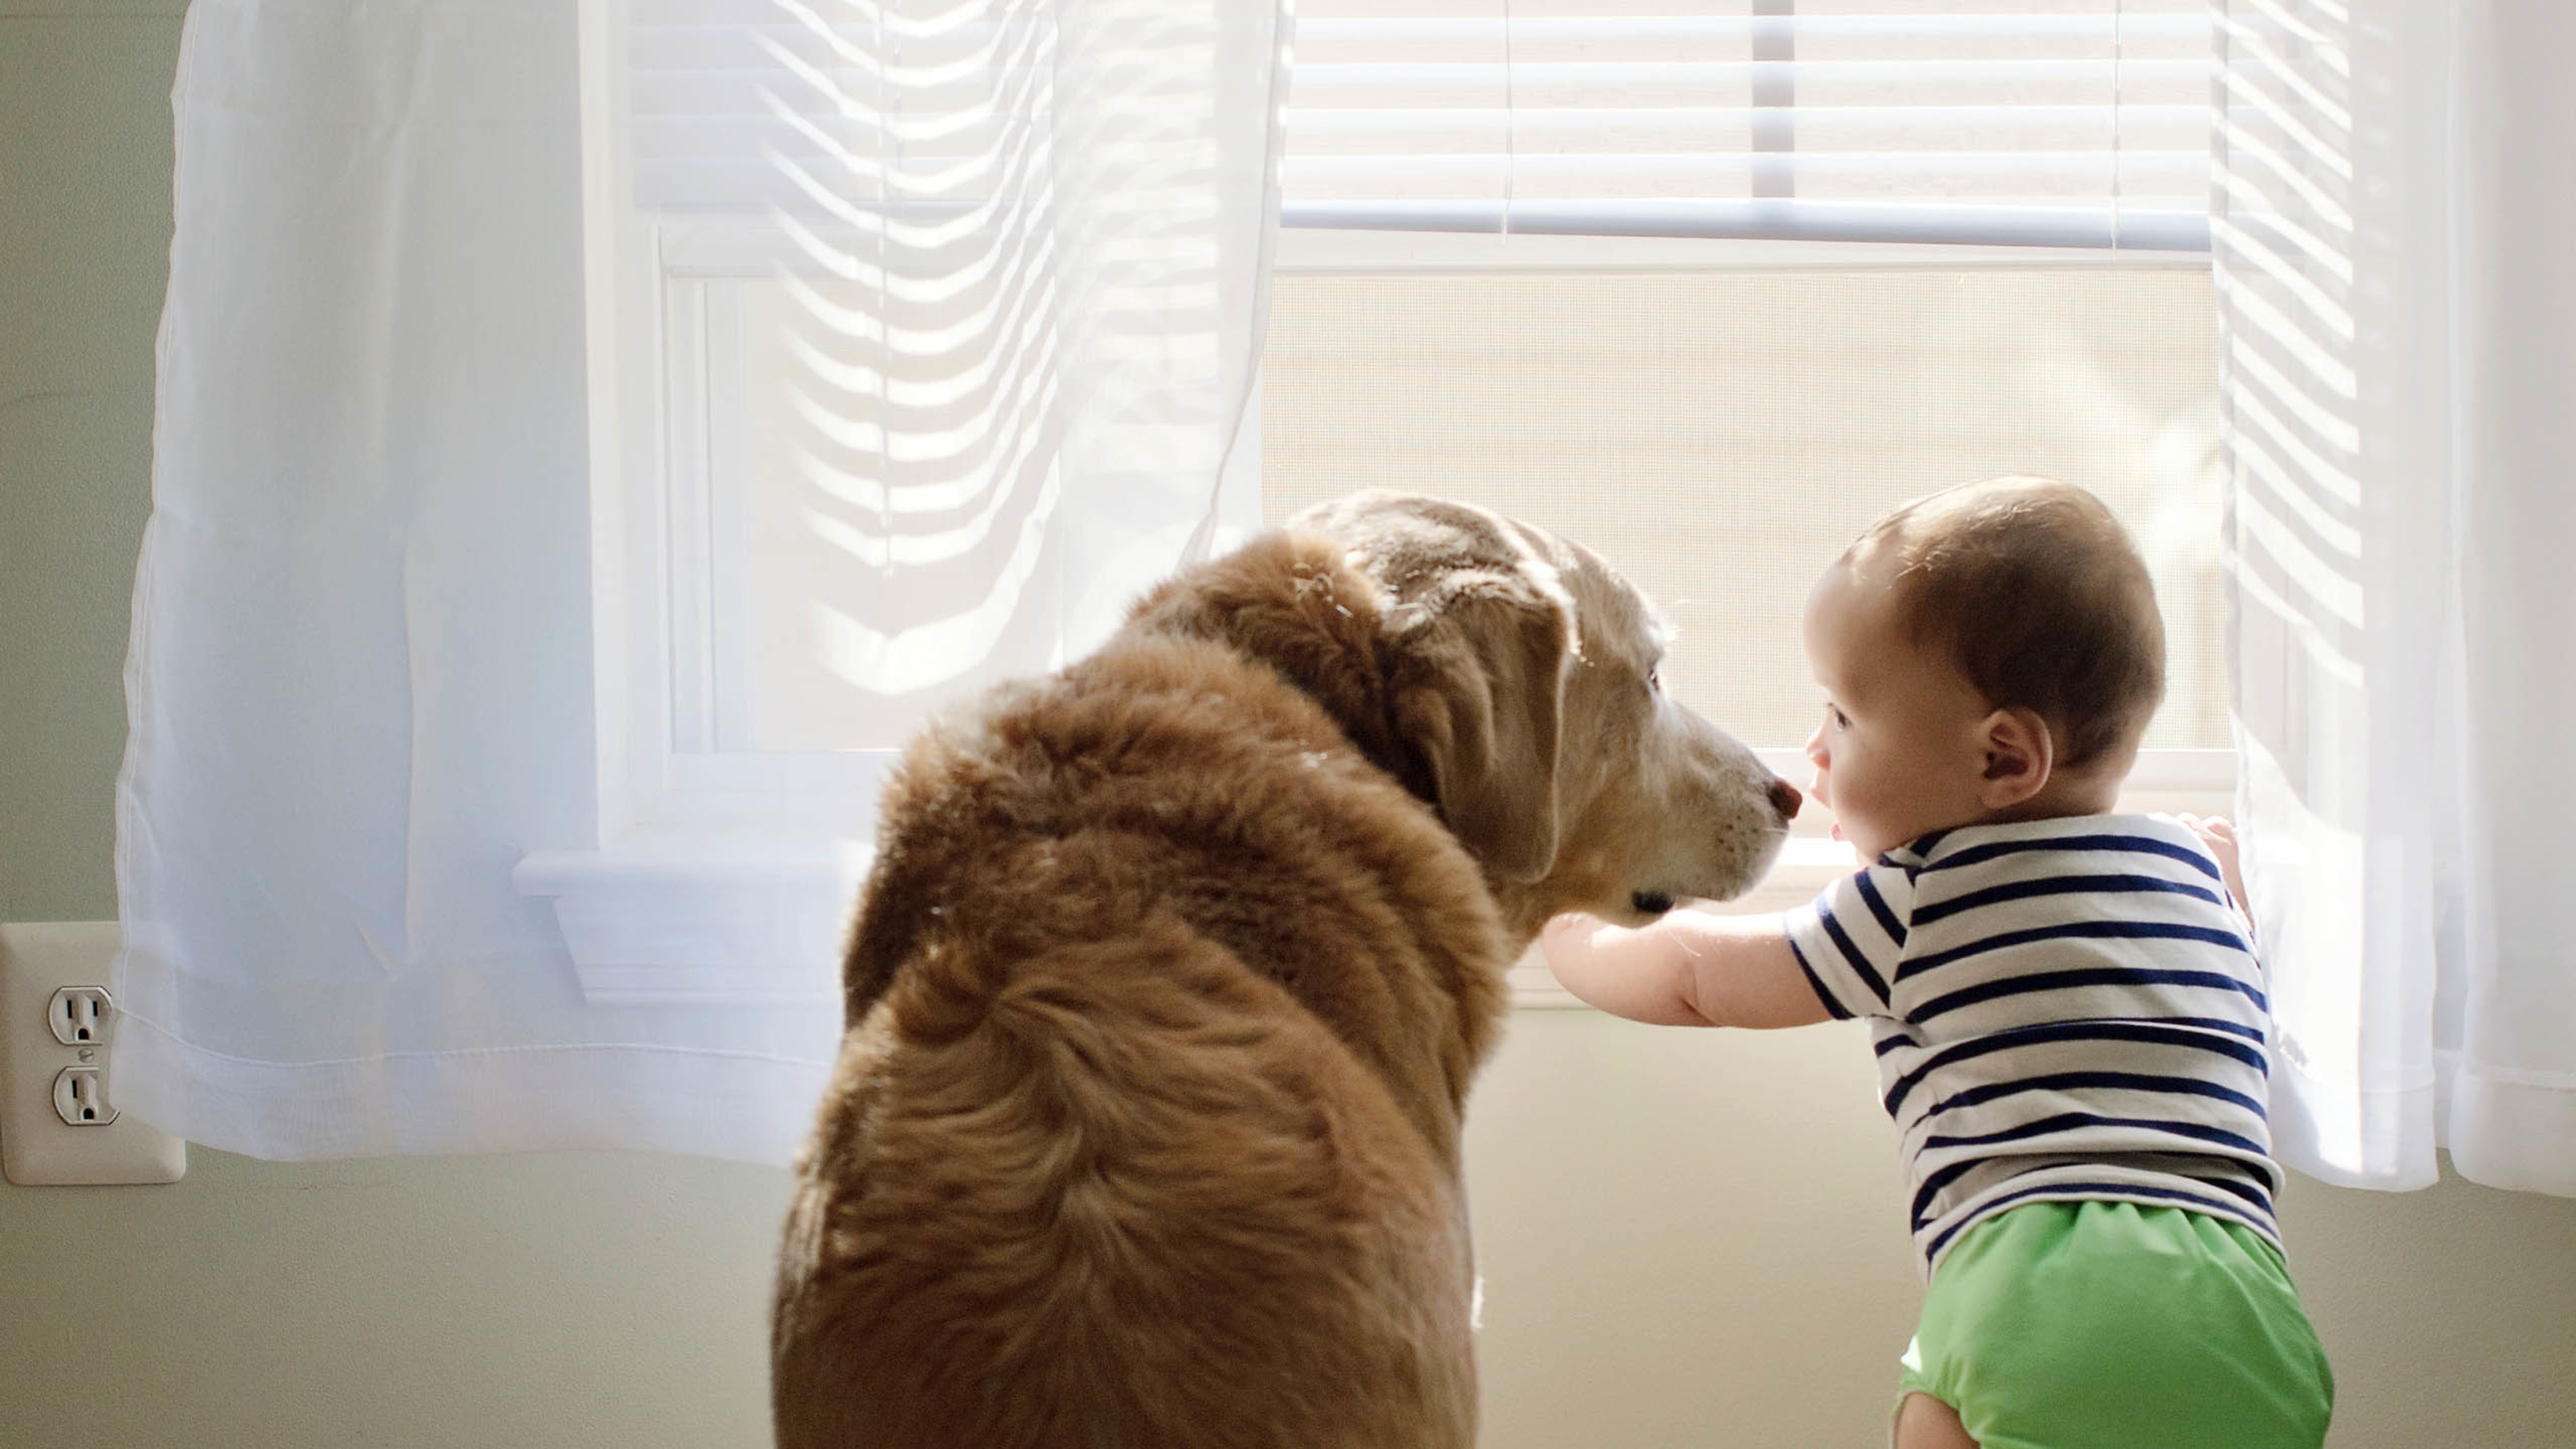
(1829, 786, 1893, 853)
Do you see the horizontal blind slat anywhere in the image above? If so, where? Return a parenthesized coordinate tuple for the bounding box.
(1282, 198, 2209, 250)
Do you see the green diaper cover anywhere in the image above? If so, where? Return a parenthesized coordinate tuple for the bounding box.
(1897, 1199, 2333, 1449)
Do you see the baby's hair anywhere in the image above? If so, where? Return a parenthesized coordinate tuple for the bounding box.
(1853, 476, 2164, 769)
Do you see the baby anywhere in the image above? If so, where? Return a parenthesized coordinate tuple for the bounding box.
(1543, 477, 2332, 1448)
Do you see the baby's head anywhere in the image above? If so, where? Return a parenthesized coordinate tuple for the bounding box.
(1803, 476, 2164, 859)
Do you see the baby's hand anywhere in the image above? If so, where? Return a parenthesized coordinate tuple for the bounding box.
(1541, 910, 1610, 954)
(2178, 814, 2254, 936)
(1539, 911, 1624, 991)
(1538, 910, 1658, 1018)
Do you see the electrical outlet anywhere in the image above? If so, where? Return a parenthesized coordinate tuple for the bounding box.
(49, 985, 113, 1045)
(1, 922, 185, 1185)
(53, 1065, 116, 1125)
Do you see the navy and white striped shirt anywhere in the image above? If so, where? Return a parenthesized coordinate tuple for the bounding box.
(1784, 814, 2281, 1278)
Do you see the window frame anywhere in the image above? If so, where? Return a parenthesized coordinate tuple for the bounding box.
(516, 0, 894, 1007)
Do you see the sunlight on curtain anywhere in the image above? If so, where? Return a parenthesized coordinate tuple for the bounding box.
(2217, 0, 2576, 1194)
(625, 0, 1278, 746)
(113, 0, 1287, 1161)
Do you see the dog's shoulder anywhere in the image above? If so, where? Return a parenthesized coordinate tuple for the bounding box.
(834, 557, 1508, 1090)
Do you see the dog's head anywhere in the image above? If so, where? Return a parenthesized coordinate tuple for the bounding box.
(1284, 491, 1795, 932)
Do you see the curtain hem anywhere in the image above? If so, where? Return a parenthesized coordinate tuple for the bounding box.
(2446, 1060, 2576, 1198)
(106, 1002, 829, 1166)
(2268, 1052, 2442, 1192)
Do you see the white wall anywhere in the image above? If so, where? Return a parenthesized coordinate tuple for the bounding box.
(5, 5, 2573, 1445)
(1466, 1014, 2576, 1448)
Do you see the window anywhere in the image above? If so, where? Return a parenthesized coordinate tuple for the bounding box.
(529, 0, 2231, 1006)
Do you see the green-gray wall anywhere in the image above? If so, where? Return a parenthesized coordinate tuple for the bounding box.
(4, 6, 2570, 1444)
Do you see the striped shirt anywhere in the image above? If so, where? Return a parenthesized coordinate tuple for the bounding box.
(1783, 814, 2281, 1278)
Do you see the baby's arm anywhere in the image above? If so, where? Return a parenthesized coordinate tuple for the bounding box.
(1541, 907, 1833, 1029)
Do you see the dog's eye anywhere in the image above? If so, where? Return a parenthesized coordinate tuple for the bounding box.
(1646, 666, 1661, 693)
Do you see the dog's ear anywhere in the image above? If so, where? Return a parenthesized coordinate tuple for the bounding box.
(1389, 576, 1570, 883)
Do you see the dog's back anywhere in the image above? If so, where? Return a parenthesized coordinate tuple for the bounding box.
(774, 503, 1796, 1446)
(772, 601, 1508, 1448)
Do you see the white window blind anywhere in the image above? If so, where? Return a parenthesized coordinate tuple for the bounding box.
(1284, 1, 2213, 250)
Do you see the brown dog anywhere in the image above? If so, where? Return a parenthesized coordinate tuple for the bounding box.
(772, 492, 1795, 1448)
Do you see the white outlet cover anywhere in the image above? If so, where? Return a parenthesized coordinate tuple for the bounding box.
(1, 922, 186, 1185)
(49, 984, 113, 1046)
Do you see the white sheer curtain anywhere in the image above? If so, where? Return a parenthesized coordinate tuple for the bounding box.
(113, 0, 1286, 1162)
(2218, 0, 2576, 1194)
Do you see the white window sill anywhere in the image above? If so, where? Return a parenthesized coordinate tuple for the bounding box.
(514, 834, 870, 1006)
(521, 752, 2233, 1010)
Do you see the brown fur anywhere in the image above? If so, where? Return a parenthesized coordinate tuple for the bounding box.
(773, 493, 1790, 1448)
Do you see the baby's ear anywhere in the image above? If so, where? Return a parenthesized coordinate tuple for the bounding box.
(1977, 707, 2054, 808)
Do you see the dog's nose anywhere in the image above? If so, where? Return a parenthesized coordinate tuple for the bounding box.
(1766, 776, 1803, 822)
